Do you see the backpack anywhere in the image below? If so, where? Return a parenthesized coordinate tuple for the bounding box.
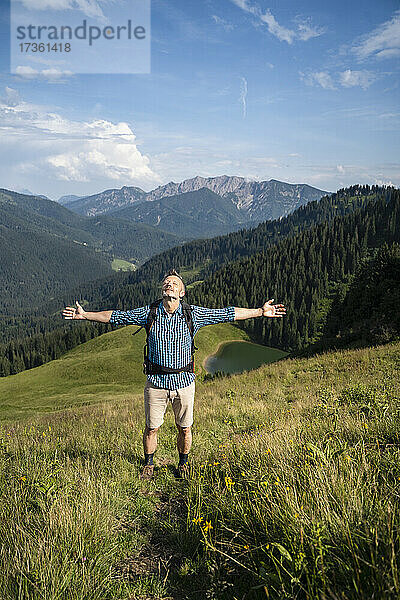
(132, 299, 198, 375)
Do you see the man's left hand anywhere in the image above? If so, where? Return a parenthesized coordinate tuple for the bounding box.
(262, 299, 286, 318)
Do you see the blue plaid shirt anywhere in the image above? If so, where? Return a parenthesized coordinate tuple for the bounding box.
(109, 301, 235, 389)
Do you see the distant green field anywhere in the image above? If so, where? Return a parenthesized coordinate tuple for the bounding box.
(111, 258, 136, 272)
(179, 260, 210, 283)
(0, 322, 252, 422)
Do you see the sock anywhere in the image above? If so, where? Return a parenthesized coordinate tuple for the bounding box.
(179, 452, 189, 466)
(144, 453, 154, 466)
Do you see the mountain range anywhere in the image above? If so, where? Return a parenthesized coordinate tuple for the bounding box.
(60, 175, 329, 224)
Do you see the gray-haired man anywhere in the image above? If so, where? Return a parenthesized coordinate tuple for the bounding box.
(62, 269, 286, 479)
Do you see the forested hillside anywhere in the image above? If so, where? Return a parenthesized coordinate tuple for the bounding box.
(315, 241, 400, 351)
(187, 193, 400, 352)
(0, 188, 181, 313)
(1, 185, 397, 376)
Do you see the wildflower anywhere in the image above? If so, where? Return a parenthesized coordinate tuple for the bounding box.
(266, 448, 271, 454)
(295, 512, 299, 518)
(213, 462, 220, 466)
(192, 516, 204, 524)
(20, 476, 26, 482)
(243, 545, 250, 550)
(261, 481, 268, 487)
(202, 520, 213, 534)
(241, 472, 245, 477)
(225, 476, 235, 489)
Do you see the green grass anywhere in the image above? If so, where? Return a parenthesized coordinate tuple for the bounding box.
(0, 334, 399, 599)
(179, 260, 211, 284)
(111, 258, 136, 272)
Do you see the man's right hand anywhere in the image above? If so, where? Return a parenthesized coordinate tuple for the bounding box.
(62, 301, 86, 320)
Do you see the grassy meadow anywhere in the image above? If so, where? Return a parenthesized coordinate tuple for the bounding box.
(0, 327, 399, 599)
(111, 259, 136, 272)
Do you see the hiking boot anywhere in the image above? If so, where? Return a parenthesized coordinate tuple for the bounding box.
(140, 464, 154, 481)
(176, 463, 190, 480)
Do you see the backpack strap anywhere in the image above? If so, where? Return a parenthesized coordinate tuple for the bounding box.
(131, 299, 162, 337)
(146, 299, 163, 335)
(181, 301, 198, 353)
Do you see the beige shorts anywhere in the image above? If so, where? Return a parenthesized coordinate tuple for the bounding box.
(144, 380, 195, 429)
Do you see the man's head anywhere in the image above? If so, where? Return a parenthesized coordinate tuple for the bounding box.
(162, 269, 185, 300)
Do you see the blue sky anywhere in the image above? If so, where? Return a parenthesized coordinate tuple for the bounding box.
(0, 0, 399, 199)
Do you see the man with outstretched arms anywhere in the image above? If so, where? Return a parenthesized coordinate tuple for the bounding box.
(62, 269, 286, 480)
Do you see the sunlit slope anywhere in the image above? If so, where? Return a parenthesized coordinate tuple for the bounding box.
(0, 323, 252, 421)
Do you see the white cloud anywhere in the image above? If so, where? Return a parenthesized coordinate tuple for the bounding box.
(300, 69, 378, 91)
(339, 69, 376, 90)
(15, 65, 74, 81)
(351, 10, 400, 61)
(2, 87, 21, 107)
(229, 0, 325, 44)
(14, 66, 38, 79)
(259, 9, 296, 44)
(299, 70, 336, 90)
(294, 16, 325, 42)
(212, 15, 234, 32)
(41, 68, 74, 81)
(0, 88, 159, 187)
(239, 77, 248, 118)
(17, 0, 106, 19)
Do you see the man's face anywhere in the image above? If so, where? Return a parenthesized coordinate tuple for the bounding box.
(162, 275, 185, 299)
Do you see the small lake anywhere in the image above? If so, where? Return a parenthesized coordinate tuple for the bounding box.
(204, 340, 289, 375)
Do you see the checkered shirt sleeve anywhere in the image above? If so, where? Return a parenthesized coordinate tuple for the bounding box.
(109, 305, 150, 327)
(191, 305, 235, 335)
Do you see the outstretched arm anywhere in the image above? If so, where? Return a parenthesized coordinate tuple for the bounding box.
(234, 299, 286, 321)
(62, 301, 112, 323)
